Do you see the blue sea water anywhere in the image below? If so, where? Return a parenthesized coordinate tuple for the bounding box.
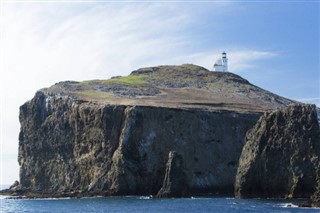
(1, 195, 319, 213)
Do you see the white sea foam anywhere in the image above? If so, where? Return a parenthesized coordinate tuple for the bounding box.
(139, 196, 152, 199)
(0, 195, 11, 200)
(189, 197, 212, 200)
(29, 197, 72, 200)
(280, 202, 320, 210)
(280, 203, 299, 208)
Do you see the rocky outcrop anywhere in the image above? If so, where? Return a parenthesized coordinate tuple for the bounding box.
(310, 191, 320, 207)
(298, 179, 320, 207)
(16, 91, 260, 197)
(307, 170, 320, 207)
(235, 104, 320, 199)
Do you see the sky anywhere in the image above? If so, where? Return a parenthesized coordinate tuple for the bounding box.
(0, 1, 319, 185)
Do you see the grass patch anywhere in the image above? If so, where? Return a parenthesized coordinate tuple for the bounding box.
(76, 75, 148, 88)
(104, 74, 148, 85)
(204, 76, 215, 82)
(79, 90, 112, 99)
(77, 80, 93, 86)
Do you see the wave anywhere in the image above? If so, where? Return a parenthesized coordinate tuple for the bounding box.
(0, 195, 13, 200)
(280, 203, 320, 210)
(138, 196, 153, 199)
(279, 203, 299, 208)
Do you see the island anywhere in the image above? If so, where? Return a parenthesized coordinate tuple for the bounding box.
(2, 64, 319, 206)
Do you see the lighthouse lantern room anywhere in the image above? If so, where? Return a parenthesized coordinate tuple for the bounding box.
(213, 52, 228, 72)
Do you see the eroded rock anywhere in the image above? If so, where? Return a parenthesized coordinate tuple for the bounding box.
(156, 151, 189, 198)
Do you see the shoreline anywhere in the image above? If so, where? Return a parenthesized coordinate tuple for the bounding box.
(0, 187, 318, 208)
(2, 192, 320, 210)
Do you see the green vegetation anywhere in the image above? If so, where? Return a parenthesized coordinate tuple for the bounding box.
(79, 90, 112, 99)
(104, 75, 148, 85)
(181, 64, 202, 70)
(204, 76, 215, 82)
(77, 80, 92, 86)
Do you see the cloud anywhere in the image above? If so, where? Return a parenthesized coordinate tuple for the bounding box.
(297, 98, 320, 107)
(298, 97, 320, 101)
(228, 50, 277, 73)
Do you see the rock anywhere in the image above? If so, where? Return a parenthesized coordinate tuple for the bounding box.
(307, 172, 320, 207)
(310, 198, 320, 207)
(156, 151, 189, 198)
(0, 180, 25, 196)
(235, 104, 320, 198)
(9, 180, 20, 190)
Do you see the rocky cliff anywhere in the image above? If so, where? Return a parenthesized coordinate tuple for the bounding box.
(235, 104, 320, 199)
(18, 91, 260, 197)
(14, 64, 295, 197)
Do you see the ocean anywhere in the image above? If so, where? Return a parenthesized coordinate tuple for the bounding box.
(1, 195, 319, 213)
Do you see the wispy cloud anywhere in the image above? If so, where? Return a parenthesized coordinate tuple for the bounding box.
(297, 97, 320, 107)
(229, 51, 277, 72)
(3, 3, 192, 82)
(298, 97, 320, 101)
(3, 2, 273, 82)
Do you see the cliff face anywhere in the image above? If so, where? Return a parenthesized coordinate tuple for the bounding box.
(310, 182, 320, 207)
(18, 91, 260, 196)
(15, 64, 298, 197)
(235, 104, 320, 199)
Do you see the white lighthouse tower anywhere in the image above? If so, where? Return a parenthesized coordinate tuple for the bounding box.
(213, 52, 228, 72)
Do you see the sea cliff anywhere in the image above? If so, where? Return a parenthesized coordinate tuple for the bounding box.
(17, 91, 260, 197)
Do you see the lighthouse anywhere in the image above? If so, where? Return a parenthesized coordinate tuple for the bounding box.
(213, 52, 228, 72)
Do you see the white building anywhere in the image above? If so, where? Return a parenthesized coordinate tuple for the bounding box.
(213, 52, 228, 72)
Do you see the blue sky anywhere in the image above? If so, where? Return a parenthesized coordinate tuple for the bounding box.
(1, 1, 319, 184)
